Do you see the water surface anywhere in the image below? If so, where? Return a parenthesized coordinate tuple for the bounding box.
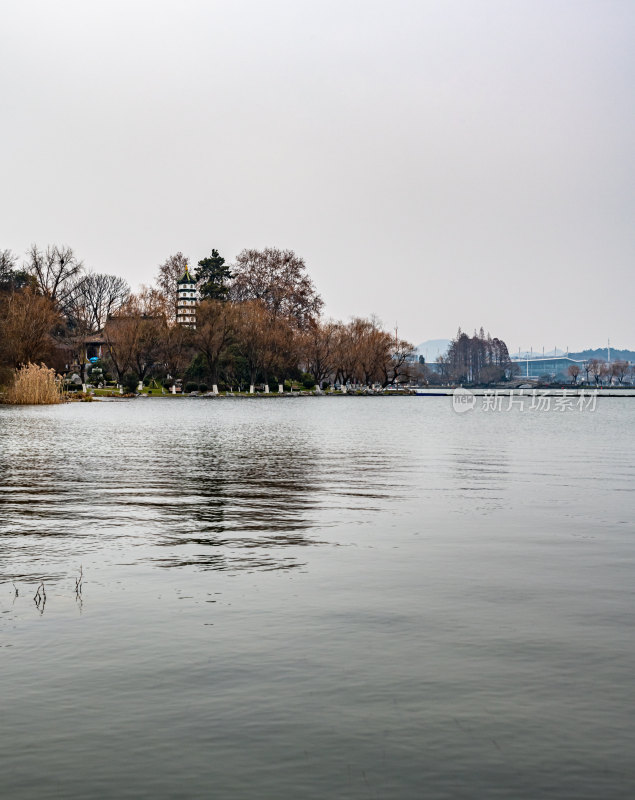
(1, 398, 634, 798)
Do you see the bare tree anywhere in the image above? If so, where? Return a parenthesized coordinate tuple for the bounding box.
(62, 281, 95, 387)
(599, 362, 611, 386)
(0, 289, 59, 367)
(129, 290, 167, 387)
(611, 360, 629, 384)
(234, 300, 276, 393)
(103, 297, 145, 389)
(192, 300, 236, 393)
(230, 248, 323, 328)
(411, 359, 431, 387)
(446, 328, 512, 384)
(59, 273, 129, 387)
(480, 363, 505, 386)
(269, 315, 302, 391)
(567, 364, 581, 385)
(588, 359, 604, 386)
(329, 316, 411, 389)
(161, 322, 192, 389)
(435, 355, 450, 382)
(155, 252, 189, 323)
(230, 249, 322, 392)
(381, 328, 415, 387)
(356, 317, 391, 386)
(72, 272, 130, 332)
(332, 320, 361, 386)
(302, 319, 337, 388)
(25, 244, 84, 307)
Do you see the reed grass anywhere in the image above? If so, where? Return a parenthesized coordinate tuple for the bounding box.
(5, 363, 64, 405)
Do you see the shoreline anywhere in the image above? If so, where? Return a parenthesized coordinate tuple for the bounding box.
(93, 387, 635, 400)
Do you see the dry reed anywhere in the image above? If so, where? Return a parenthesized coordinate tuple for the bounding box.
(5, 363, 64, 405)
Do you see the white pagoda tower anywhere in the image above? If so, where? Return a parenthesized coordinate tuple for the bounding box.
(176, 265, 198, 328)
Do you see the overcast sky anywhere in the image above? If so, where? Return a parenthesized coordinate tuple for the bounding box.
(2, 0, 634, 351)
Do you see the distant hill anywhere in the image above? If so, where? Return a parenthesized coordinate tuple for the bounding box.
(568, 347, 635, 361)
(415, 339, 451, 363)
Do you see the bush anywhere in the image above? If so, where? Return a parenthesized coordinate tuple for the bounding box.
(123, 373, 139, 393)
(301, 372, 316, 390)
(199, 383, 208, 393)
(5, 363, 63, 405)
(185, 382, 198, 393)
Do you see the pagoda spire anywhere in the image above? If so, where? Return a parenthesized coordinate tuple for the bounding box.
(176, 261, 198, 328)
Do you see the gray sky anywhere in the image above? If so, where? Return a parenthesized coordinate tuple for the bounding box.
(2, 0, 634, 351)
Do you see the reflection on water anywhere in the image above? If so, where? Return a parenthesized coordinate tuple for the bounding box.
(1, 399, 633, 580)
(0, 400, 408, 581)
(451, 444, 510, 514)
(1, 399, 635, 799)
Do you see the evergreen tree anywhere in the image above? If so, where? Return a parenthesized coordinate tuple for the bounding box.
(196, 249, 232, 301)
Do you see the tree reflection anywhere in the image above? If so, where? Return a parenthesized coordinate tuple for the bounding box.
(0, 402, 402, 578)
(148, 434, 324, 571)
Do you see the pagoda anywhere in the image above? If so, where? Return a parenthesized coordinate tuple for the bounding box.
(176, 265, 198, 328)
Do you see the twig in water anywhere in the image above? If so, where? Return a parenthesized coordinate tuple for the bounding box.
(33, 581, 46, 613)
(75, 566, 83, 595)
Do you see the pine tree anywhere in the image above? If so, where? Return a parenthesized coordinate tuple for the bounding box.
(196, 249, 232, 301)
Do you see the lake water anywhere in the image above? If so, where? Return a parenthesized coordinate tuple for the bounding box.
(1, 397, 634, 799)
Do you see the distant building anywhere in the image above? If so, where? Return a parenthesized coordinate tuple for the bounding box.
(176, 266, 198, 328)
(511, 355, 585, 380)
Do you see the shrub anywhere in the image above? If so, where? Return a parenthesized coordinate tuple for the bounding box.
(123, 373, 139, 393)
(185, 382, 198, 393)
(301, 372, 316, 390)
(5, 363, 63, 405)
(199, 383, 208, 393)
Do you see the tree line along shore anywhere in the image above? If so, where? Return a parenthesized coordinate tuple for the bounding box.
(0, 245, 422, 403)
(7, 243, 579, 404)
(4, 244, 626, 405)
